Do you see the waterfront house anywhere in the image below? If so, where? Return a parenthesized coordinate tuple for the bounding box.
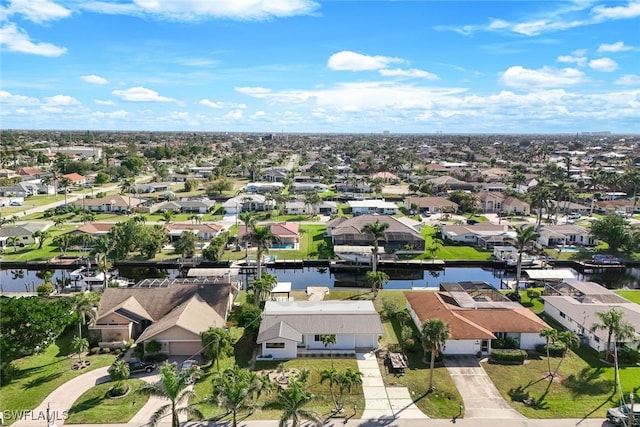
(403, 196, 458, 214)
(256, 300, 383, 359)
(91, 279, 235, 356)
(542, 281, 640, 354)
(0, 223, 47, 250)
(163, 223, 224, 243)
(405, 282, 549, 356)
(238, 222, 300, 249)
(327, 214, 425, 252)
(537, 224, 596, 247)
(441, 224, 515, 248)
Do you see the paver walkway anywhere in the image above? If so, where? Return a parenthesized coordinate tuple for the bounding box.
(444, 355, 525, 419)
(356, 352, 427, 421)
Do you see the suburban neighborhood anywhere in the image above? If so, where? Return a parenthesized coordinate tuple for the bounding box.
(0, 130, 639, 427)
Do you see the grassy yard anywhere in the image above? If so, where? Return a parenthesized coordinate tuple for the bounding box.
(65, 379, 148, 424)
(615, 290, 640, 304)
(482, 346, 640, 419)
(0, 336, 116, 425)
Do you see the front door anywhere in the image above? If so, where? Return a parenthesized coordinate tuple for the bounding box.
(481, 340, 489, 354)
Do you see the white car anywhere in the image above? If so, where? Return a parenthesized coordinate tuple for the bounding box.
(180, 359, 200, 384)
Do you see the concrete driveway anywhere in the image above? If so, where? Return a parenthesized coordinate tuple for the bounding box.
(444, 355, 525, 419)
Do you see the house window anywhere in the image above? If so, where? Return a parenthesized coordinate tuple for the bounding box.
(560, 312, 566, 318)
(495, 332, 507, 339)
(594, 336, 600, 343)
(266, 342, 285, 349)
(314, 335, 322, 342)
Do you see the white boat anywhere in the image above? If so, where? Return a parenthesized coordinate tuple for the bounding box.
(333, 245, 384, 264)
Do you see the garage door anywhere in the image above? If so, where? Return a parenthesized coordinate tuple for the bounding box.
(168, 341, 202, 356)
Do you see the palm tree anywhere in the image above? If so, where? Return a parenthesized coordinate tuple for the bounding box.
(238, 212, 255, 257)
(360, 219, 389, 272)
(72, 336, 89, 364)
(249, 272, 277, 306)
(514, 225, 540, 296)
(245, 225, 278, 279)
(335, 368, 363, 412)
(31, 230, 49, 250)
(7, 236, 20, 253)
(366, 270, 389, 299)
(210, 365, 270, 427)
(138, 362, 203, 427)
(320, 334, 337, 367)
(59, 176, 72, 205)
(319, 368, 340, 411)
(421, 318, 450, 391)
(590, 307, 636, 363)
(119, 177, 134, 212)
(550, 331, 580, 379)
(161, 209, 174, 223)
(539, 328, 558, 377)
(273, 377, 321, 427)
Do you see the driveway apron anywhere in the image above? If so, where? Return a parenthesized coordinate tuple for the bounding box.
(444, 355, 525, 419)
(356, 352, 427, 420)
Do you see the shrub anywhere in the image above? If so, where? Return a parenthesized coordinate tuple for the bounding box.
(535, 343, 566, 357)
(145, 340, 161, 354)
(490, 349, 527, 364)
(108, 382, 129, 397)
(618, 345, 640, 365)
(143, 352, 168, 362)
(101, 347, 111, 354)
(381, 297, 400, 320)
(505, 291, 521, 302)
(89, 347, 100, 355)
(36, 282, 54, 296)
(0, 362, 19, 386)
(492, 337, 520, 349)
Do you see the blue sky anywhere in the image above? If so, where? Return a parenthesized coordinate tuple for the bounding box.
(1, 0, 639, 133)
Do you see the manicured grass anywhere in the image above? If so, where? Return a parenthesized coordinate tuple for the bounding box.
(482, 347, 640, 419)
(615, 290, 640, 305)
(65, 379, 148, 424)
(0, 342, 116, 425)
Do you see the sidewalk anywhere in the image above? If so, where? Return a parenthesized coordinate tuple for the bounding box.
(356, 352, 427, 420)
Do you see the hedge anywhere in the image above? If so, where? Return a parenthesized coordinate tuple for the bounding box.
(489, 349, 527, 364)
(535, 343, 567, 357)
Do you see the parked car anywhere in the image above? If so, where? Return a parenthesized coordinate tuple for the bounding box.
(180, 359, 200, 384)
(127, 358, 157, 374)
(607, 403, 640, 426)
(568, 212, 581, 219)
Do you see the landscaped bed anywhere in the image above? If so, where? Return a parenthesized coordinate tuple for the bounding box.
(65, 379, 148, 424)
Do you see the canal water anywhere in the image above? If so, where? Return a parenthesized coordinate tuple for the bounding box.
(1, 265, 639, 293)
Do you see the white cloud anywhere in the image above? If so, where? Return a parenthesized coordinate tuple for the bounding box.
(0, 90, 39, 106)
(0, 23, 67, 56)
(4, 0, 71, 24)
(224, 109, 244, 120)
(235, 86, 273, 97)
(81, 75, 109, 85)
(127, 0, 319, 21)
(379, 68, 439, 80)
(557, 55, 587, 67)
(592, 1, 640, 20)
(200, 99, 226, 108)
(597, 41, 634, 53)
(94, 110, 129, 119)
(488, 19, 509, 29)
(589, 57, 618, 72)
(499, 66, 587, 88)
(45, 95, 80, 106)
(95, 99, 115, 106)
(614, 74, 640, 85)
(112, 87, 177, 102)
(327, 51, 402, 71)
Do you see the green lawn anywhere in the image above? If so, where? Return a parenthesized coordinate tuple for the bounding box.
(0, 340, 115, 425)
(482, 346, 640, 419)
(615, 290, 640, 305)
(65, 379, 148, 424)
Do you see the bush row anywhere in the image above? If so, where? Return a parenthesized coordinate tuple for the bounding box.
(490, 349, 527, 364)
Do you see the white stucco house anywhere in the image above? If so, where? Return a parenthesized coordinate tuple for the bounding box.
(348, 199, 398, 215)
(405, 282, 549, 356)
(542, 281, 640, 354)
(256, 300, 384, 359)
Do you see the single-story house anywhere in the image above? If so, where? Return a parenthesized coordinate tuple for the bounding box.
(428, 176, 476, 192)
(542, 281, 640, 354)
(441, 224, 516, 248)
(0, 182, 39, 197)
(404, 196, 458, 214)
(284, 201, 308, 215)
(153, 199, 216, 214)
(0, 223, 47, 250)
(68, 222, 116, 238)
(222, 194, 274, 214)
(91, 279, 235, 356)
(370, 171, 400, 184)
(261, 168, 289, 182)
(62, 173, 86, 187)
(163, 223, 224, 243)
(317, 200, 338, 215)
(135, 182, 172, 194)
(238, 222, 300, 249)
(405, 282, 549, 355)
(244, 182, 285, 193)
(502, 197, 530, 216)
(348, 199, 398, 215)
(256, 300, 383, 359)
(291, 182, 329, 193)
(537, 224, 596, 247)
(73, 194, 143, 213)
(327, 214, 425, 252)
